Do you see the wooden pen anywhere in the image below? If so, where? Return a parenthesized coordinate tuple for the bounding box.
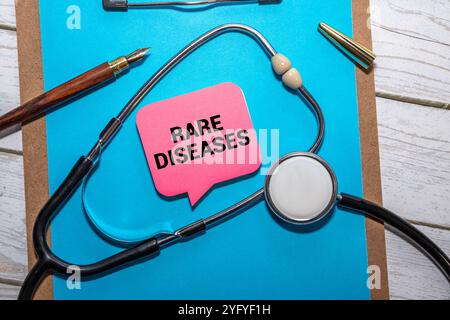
(0, 48, 150, 133)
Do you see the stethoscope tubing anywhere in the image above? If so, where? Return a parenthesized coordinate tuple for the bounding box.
(338, 194, 450, 282)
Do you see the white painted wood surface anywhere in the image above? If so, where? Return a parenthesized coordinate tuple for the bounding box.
(371, 0, 450, 103)
(0, 0, 15, 27)
(386, 225, 450, 300)
(0, 0, 449, 299)
(0, 28, 21, 152)
(377, 97, 450, 228)
(0, 151, 26, 285)
(0, 283, 21, 300)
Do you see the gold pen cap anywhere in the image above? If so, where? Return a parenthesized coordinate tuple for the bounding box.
(318, 22, 376, 70)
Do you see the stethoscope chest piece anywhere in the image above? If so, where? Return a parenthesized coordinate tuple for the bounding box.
(264, 153, 338, 225)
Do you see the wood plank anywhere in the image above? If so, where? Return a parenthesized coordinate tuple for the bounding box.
(0, 0, 16, 27)
(0, 28, 22, 152)
(386, 224, 450, 300)
(370, 0, 450, 103)
(0, 151, 27, 283)
(377, 97, 450, 228)
(0, 283, 19, 300)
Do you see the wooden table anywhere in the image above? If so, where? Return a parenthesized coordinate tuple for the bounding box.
(0, 0, 449, 300)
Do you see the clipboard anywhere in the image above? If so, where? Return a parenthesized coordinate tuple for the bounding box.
(16, 0, 389, 299)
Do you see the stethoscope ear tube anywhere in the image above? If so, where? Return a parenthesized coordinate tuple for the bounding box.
(32, 156, 94, 258)
(19, 156, 94, 300)
(338, 193, 450, 282)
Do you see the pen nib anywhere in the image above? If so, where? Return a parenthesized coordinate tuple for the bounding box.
(126, 48, 151, 64)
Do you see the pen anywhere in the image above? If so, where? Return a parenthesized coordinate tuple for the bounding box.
(318, 22, 376, 70)
(0, 48, 150, 133)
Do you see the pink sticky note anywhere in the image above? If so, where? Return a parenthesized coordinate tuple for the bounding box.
(136, 83, 261, 206)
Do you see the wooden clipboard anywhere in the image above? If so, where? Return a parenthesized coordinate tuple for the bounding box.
(15, 0, 389, 300)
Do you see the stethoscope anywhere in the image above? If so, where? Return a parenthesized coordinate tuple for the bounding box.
(19, 24, 450, 300)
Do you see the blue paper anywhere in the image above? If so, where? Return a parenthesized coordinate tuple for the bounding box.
(39, 0, 369, 299)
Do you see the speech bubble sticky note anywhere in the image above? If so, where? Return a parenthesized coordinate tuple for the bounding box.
(136, 83, 261, 206)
